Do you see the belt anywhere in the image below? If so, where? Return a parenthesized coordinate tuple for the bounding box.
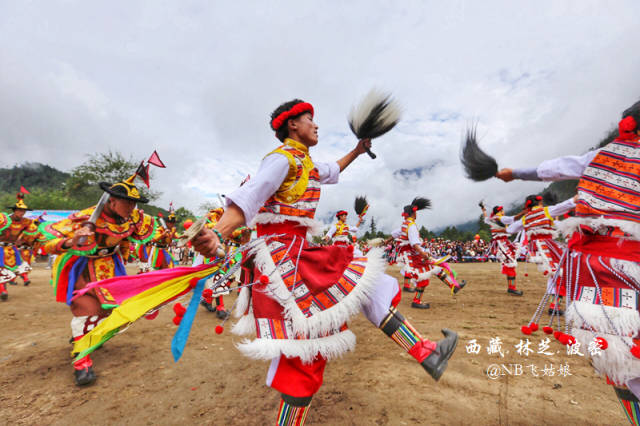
(85, 246, 119, 258)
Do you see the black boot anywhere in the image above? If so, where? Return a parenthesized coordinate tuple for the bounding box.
(200, 300, 216, 312)
(216, 309, 230, 320)
(0, 292, 7, 301)
(411, 301, 430, 309)
(421, 329, 459, 381)
(74, 366, 97, 386)
(508, 288, 523, 296)
(453, 280, 466, 294)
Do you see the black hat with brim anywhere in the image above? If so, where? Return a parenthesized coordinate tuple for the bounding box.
(99, 181, 149, 203)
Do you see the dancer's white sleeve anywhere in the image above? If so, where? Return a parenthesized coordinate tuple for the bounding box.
(407, 224, 421, 246)
(548, 197, 576, 217)
(391, 228, 402, 238)
(326, 223, 337, 238)
(506, 220, 524, 234)
(513, 149, 599, 181)
(226, 153, 340, 224)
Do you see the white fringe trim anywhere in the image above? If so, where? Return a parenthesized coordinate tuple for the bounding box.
(250, 240, 385, 339)
(235, 329, 356, 363)
(611, 258, 640, 286)
(567, 301, 640, 336)
(231, 312, 256, 336)
(557, 216, 640, 241)
(234, 287, 251, 318)
(572, 328, 640, 386)
(251, 212, 323, 237)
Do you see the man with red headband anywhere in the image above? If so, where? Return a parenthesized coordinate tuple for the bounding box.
(496, 100, 640, 424)
(193, 99, 458, 425)
(506, 194, 576, 315)
(324, 210, 363, 246)
(481, 203, 523, 296)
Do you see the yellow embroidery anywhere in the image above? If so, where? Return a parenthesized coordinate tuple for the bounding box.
(267, 138, 315, 204)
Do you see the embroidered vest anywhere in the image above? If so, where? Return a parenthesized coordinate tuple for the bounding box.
(522, 207, 554, 237)
(396, 219, 415, 247)
(258, 139, 320, 221)
(576, 138, 640, 223)
(488, 218, 509, 239)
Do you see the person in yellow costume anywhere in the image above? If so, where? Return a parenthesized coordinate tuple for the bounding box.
(0, 192, 39, 298)
(42, 174, 156, 386)
(148, 210, 180, 270)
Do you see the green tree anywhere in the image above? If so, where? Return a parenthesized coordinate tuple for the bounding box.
(66, 151, 161, 206)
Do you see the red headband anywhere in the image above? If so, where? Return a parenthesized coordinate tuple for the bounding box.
(336, 210, 348, 217)
(271, 102, 314, 131)
(618, 116, 638, 141)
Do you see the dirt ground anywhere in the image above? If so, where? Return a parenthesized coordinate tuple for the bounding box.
(0, 261, 626, 425)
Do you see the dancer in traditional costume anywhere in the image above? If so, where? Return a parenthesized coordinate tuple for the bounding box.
(197, 206, 232, 318)
(42, 173, 156, 385)
(192, 98, 458, 425)
(506, 195, 576, 314)
(493, 101, 640, 424)
(324, 210, 362, 246)
(392, 198, 466, 309)
(0, 192, 38, 298)
(480, 203, 523, 296)
(148, 211, 178, 271)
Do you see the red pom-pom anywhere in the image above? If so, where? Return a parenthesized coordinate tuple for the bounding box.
(631, 345, 640, 359)
(189, 277, 200, 288)
(543, 326, 553, 334)
(596, 337, 608, 350)
(543, 271, 549, 276)
(203, 289, 213, 298)
(530, 323, 539, 332)
(347, 245, 354, 253)
(259, 275, 270, 285)
(172, 315, 182, 326)
(215, 325, 224, 334)
(144, 310, 159, 320)
(553, 331, 562, 340)
(173, 303, 186, 317)
(559, 334, 570, 345)
(524, 273, 529, 277)
(521, 325, 532, 335)
(566, 335, 576, 346)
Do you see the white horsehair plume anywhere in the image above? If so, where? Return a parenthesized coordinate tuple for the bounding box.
(348, 89, 402, 159)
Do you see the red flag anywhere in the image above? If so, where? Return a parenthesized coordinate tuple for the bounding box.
(19, 186, 30, 194)
(135, 161, 151, 188)
(148, 150, 166, 168)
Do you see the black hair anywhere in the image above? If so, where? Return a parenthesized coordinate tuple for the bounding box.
(525, 194, 543, 209)
(270, 99, 307, 142)
(492, 206, 502, 216)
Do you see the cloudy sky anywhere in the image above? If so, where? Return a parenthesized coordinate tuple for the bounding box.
(2, 1, 639, 232)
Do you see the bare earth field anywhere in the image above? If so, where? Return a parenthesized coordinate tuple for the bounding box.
(0, 262, 625, 425)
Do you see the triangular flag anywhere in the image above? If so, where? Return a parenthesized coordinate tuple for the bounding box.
(19, 186, 30, 194)
(135, 161, 151, 188)
(148, 150, 166, 168)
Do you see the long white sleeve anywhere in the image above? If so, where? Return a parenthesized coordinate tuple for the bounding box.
(391, 228, 402, 239)
(548, 197, 576, 217)
(506, 220, 524, 234)
(536, 150, 599, 181)
(407, 223, 421, 246)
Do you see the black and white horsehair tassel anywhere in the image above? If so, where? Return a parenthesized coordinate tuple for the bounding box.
(348, 89, 402, 159)
(460, 127, 499, 181)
